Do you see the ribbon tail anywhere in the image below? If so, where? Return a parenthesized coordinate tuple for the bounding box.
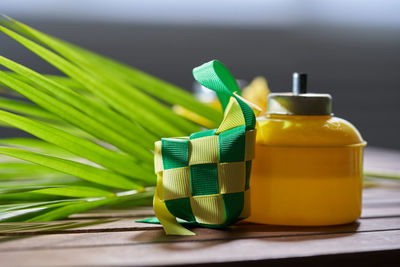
(153, 173, 195, 236)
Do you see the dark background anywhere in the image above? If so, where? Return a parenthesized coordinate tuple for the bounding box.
(1, 1, 400, 149)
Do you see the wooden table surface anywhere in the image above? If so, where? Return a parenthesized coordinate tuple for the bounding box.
(1, 147, 399, 266)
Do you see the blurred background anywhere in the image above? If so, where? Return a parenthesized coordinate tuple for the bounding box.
(0, 0, 399, 149)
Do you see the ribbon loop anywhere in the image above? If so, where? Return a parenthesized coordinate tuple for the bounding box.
(193, 60, 256, 130)
(193, 60, 240, 111)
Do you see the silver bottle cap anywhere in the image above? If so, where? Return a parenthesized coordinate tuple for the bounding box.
(267, 73, 332, 115)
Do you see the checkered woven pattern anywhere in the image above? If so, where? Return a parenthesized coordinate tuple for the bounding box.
(153, 60, 259, 235)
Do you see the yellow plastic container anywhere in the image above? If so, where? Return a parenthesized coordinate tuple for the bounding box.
(248, 73, 366, 226)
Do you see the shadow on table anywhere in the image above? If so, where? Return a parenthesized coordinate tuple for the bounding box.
(235, 221, 361, 242)
(132, 221, 360, 251)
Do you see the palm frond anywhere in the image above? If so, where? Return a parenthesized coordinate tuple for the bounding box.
(0, 16, 219, 222)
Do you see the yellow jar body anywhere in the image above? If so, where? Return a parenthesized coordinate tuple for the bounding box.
(248, 115, 366, 226)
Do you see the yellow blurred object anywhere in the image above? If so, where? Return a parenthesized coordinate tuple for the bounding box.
(172, 105, 216, 129)
(242, 76, 270, 115)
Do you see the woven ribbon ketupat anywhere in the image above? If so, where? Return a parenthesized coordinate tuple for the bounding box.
(153, 60, 259, 235)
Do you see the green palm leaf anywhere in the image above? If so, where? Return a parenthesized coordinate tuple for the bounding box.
(0, 25, 200, 137)
(0, 96, 60, 121)
(0, 15, 222, 125)
(0, 57, 158, 147)
(0, 16, 220, 223)
(0, 109, 153, 181)
(0, 69, 154, 163)
(0, 146, 142, 190)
